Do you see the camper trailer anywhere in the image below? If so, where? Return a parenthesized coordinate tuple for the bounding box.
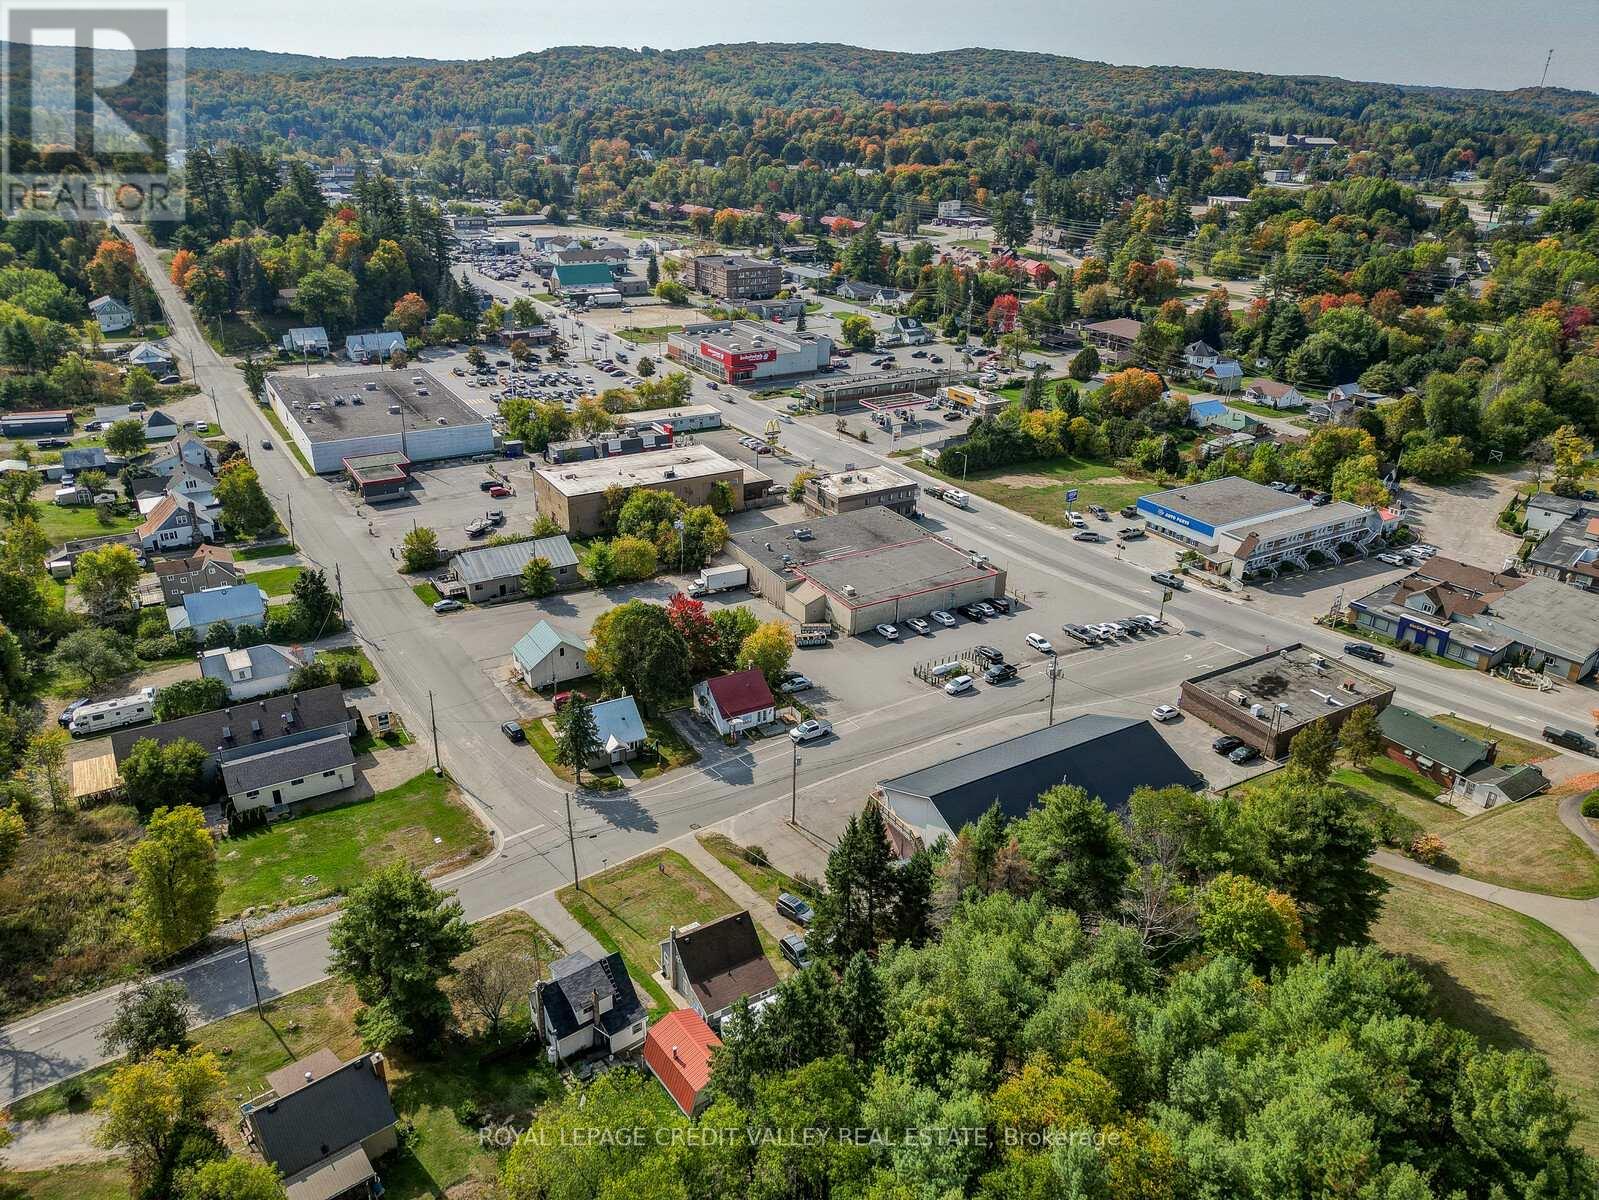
(69, 687, 156, 736)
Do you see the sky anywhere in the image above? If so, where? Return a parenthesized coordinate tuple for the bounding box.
(182, 0, 1599, 93)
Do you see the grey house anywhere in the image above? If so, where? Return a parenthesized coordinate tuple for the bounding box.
(242, 1050, 398, 1200)
(451, 535, 579, 603)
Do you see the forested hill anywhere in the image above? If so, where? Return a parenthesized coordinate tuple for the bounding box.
(181, 42, 1599, 155)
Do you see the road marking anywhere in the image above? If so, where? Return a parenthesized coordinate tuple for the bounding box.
(501, 824, 548, 844)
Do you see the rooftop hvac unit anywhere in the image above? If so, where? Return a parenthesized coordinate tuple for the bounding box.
(843, 583, 857, 596)
(417, 388, 429, 395)
(364, 381, 378, 390)
(663, 468, 676, 478)
(1250, 703, 1266, 719)
(436, 417, 447, 425)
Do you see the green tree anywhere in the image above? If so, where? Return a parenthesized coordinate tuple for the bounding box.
(214, 461, 277, 536)
(1196, 872, 1305, 973)
(0, 470, 37, 523)
(178, 1157, 286, 1200)
(291, 567, 339, 633)
(294, 265, 358, 332)
(580, 539, 617, 586)
(328, 862, 473, 1046)
(120, 737, 210, 815)
(1069, 345, 1100, 381)
(838, 313, 877, 350)
(94, 1048, 227, 1187)
(0, 805, 24, 872)
(23, 728, 70, 813)
(587, 600, 691, 714)
(709, 605, 759, 672)
(610, 535, 659, 581)
(636, 355, 655, 377)
(1338, 705, 1383, 769)
(838, 951, 887, 1062)
(99, 980, 194, 1060)
(401, 526, 440, 572)
(1287, 720, 1336, 782)
(154, 677, 229, 722)
(74, 543, 141, 616)
(122, 367, 160, 408)
(129, 806, 222, 956)
(554, 699, 600, 787)
(240, 354, 266, 404)
(51, 626, 131, 691)
(813, 804, 899, 961)
(736, 620, 795, 687)
(1011, 784, 1133, 918)
(520, 555, 556, 597)
(992, 190, 1033, 252)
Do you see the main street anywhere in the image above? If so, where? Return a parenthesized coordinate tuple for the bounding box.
(4, 233, 1595, 1105)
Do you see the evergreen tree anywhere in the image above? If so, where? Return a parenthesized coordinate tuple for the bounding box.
(554, 699, 600, 787)
(814, 804, 899, 961)
(838, 952, 886, 1062)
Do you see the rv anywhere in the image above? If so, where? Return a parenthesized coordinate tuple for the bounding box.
(69, 686, 156, 736)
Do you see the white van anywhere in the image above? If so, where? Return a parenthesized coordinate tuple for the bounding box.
(69, 686, 157, 736)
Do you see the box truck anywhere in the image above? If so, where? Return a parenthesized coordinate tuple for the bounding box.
(687, 564, 748, 596)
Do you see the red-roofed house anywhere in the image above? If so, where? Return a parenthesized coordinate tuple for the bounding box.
(644, 1009, 721, 1116)
(820, 215, 865, 235)
(692, 668, 777, 737)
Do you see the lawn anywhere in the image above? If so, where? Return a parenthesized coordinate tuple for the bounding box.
(352, 725, 416, 754)
(234, 540, 295, 560)
(0, 1162, 129, 1200)
(320, 644, 380, 685)
(412, 581, 442, 606)
(262, 406, 312, 474)
(214, 771, 491, 917)
(1370, 868, 1599, 1152)
(696, 832, 803, 903)
(1436, 791, 1599, 899)
(558, 848, 776, 1016)
(1431, 715, 1549, 766)
(33, 502, 139, 546)
(1331, 758, 1466, 834)
(245, 563, 303, 596)
(910, 457, 1156, 527)
(616, 324, 684, 344)
(995, 374, 1069, 402)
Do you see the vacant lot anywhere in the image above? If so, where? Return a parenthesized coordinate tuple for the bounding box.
(244, 563, 303, 596)
(912, 457, 1157, 527)
(1331, 758, 1465, 833)
(1431, 715, 1549, 766)
(1371, 869, 1599, 1152)
(320, 644, 381, 685)
(697, 832, 803, 903)
(1439, 792, 1599, 899)
(33, 501, 139, 546)
(215, 771, 490, 916)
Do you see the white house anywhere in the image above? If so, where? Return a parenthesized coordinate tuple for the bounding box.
(201, 643, 310, 700)
(136, 495, 215, 551)
(587, 695, 648, 766)
(281, 326, 330, 356)
(89, 295, 134, 335)
(221, 732, 356, 815)
(345, 331, 407, 363)
(511, 621, 590, 689)
(145, 432, 213, 477)
(1242, 379, 1307, 410)
(1182, 340, 1222, 370)
(125, 341, 174, 371)
(536, 951, 648, 1063)
(692, 669, 776, 738)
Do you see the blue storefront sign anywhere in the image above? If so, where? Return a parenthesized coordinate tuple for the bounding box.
(1136, 497, 1217, 539)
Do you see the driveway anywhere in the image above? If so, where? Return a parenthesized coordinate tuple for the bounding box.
(1398, 473, 1525, 566)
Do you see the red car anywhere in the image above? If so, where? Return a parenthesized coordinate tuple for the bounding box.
(488, 484, 511, 498)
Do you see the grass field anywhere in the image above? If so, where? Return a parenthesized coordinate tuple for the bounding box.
(352, 725, 415, 754)
(1331, 758, 1466, 833)
(0, 1162, 129, 1200)
(320, 644, 380, 685)
(214, 771, 490, 917)
(696, 832, 805, 905)
(244, 563, 303, 596)
(1437, 792, 1599, 899)
(616, 324, 683, 344)
(1371, 869, 1599, 1151)
(411, 581, 442, 606)
(33, 501, 139, 546)
(912, 457, 1156, 526)
(234, 540, 295, 560)
(1432, 715, 1549, 765)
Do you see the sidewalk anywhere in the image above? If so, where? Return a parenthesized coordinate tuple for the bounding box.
(1373, 850, 1599, 970)
(675, 833, 798, 944)
(518, 892, 602, 960)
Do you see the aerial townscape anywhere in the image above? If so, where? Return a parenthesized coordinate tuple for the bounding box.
(5, 12, 1599, 1200)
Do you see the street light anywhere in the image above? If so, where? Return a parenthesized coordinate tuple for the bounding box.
(673, 517, 686, 573)
(790, 740, 801, 824)
(1047, 652, 1060, 726)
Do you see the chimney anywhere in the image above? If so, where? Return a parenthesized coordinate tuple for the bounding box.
(369, 1052, 386, 1081)
(672, 1045, 683, 1064)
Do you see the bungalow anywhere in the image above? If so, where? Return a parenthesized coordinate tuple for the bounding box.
(344, 331, 407, 363)
(645, 1010, 721, 1116)
(241, 1050, 397, 1200)
(89, 295, 134, 335)
(1202, 360, 1244, 392)
(136, 495, 215, 552)
(281, 325, 331, 356)
(836, 280, 903, 305)
(1375, 704, 1495, 789)
(1328, 382, 1387, 406)
(167, 583, 267, 639)
(141, 409, 180, 440)
(692, 668, 776, 738)
(1187, 399, 1259, 434)
(1452, 763, 1550, 810)
(659, 911, 780, 1028)
(154, 546, 241, 604)
(60, 446, 109, 472)
(536, 950, 648, 1063)
(511, 620, 590, 689)
(125, 341, 173, 370)
(222, 731, 356, 815)
(587, 695, 648, 766)
(1242, 379, 1307, 410)
(201, 643, 311, 700)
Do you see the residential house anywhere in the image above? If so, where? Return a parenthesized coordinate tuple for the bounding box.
(1182, 340, 1223, 370)
(511, 620, 590, 689)
(1306, 397, 1355, 424)
(587, 695, 648, 766)
(125, 341, 173, 370)
(1187, 399, 1259, 434)
(136, 495, 216, 552)
(93, 404, 137, 427)
(167, 582, 267, 639)
(60, 446, 109, 472)
(344, 331, 406, 363)
(659, 911, 780, 1028)
(201, 643, 310, 700)
(872, 715, 1202, 858)
(1375, 704, 1495, 788)
(241, 1050, 397, 1200)
(1328, 382, 1387, 406)
(146, 432, 215, 477)
(1452, 763, 1550, 810)
(1524, 492, 1585, 536)
(221, 731, 356, 815)
(141, 409, 180, 440)
(88, 295, 133, 335)
(281, 326, 331, 356)
(1242, 379, 1307, 409)
(692, 669, 776, 738)
(1202, 360, 1244, 392)
(645, 1010, 721, 1116)
(536, 950, 648, 1063)
(836, 280, 902, 305)
(154, 546, 241, 604)
(1080, 318, 1144, 364)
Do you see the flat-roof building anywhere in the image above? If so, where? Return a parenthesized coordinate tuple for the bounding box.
(689, 255, 783, 301)
(666, 320, 833, 384)
(342, 451, 412, 502)
(1179, 643, 1393, 758)
(532, 445, 749, 537)
(266, 369, 494, 474)
(802, 465, 918, 517)
(726, 508, 1003, 636)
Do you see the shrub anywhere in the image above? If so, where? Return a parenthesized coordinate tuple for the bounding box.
(1407, 831, 1450, 867)
(333, 658, 367, 688)
(1582, 792, 1599, 819)
(1369, 805, 1421, 848)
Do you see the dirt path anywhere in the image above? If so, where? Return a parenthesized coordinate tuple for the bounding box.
(3, 1111, 115, 1169)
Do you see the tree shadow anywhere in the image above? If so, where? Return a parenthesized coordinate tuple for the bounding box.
(1391, 951, 1536, 1055)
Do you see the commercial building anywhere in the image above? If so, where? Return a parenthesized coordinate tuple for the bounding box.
(1178, 644, 1393, 759)
(342, 452, 413, 502)
(801, 368, 952, 410)
(532, 445, 751, 536)
(689, 254, 783, 300)
(1376, 705, 1496, 789)
(726, 508, 1005, 636)
(0, 409, 71, 436)
(873, 715, 1202, 858)
(1080, 318, 1143, 363)
(266, 369, 494, 474)
(941, 384, 1011, 419)
(542, 426, 672, 466)
(802, 465, 917, 517)
(628, 404, 722, 433)
(666, 320, 833, 384)
(1524, 493, 1599, 589)
(450, 534, 579, 603)
(241, 1051, 398, 1200)
(1137, 477, 1381, 584)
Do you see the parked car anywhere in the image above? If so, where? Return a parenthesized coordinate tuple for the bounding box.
(905, 616, 932, 636)
(944, 674, 975, 695)
(432, 598, 463, 613)
(779, 673, 813, 694)
(1543, 726, 1596, 754)
(500, 721, 526, 743)
(1151, 704, 1180, 722)
(983, 662, 1018, 683)
(874, 622, 899, 640)
(479, 479, 497, 492)
(1377, 553, 1408, 566)
(959, 604, 986, 622)
(1343, 642, 1386, 664)
(1067, 511, 1087, 528)
(988, 596, 1011, 613)
(776, 892, 814, 925)
(57, 698, 87, 728)
(1119, 527, 1146, 540)
(1073, 530, 1103, 543)
(1212, 734, 1242, 755)
(974, 644, 1005, 666)
(1151, 571, 1185, 590)
(790, 719, 833, 743)
(779, 933, 812, 970)
(1061, 623, 1097, 645)
(1228, 745, 1262, 765)
(488, 485, 511, 498)
(260, 438, 272, 450)
(1119, 505, 1140, 518)
(1088, 504, 1109, 520)
(930, 610, 957, 627)
(552, 691, 574, 711)
(1025, 633, 1055, 654)
(976, 601, 998, 618)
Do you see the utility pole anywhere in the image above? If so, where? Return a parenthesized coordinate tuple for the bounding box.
(790, 740, 799, 824)
(1048, 653, 1060, 726)
(564, 791, 579, 889)
(239, 918, 264, 1017)
(428, 689, 441, 775)
(334, 563, 344, 611)
(285, 494, 294, 543)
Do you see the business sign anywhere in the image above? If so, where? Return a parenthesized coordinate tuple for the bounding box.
(699, 340, 777, 367)
(1065, 488, 1079, 503)
(1137, 498, 1217, 539)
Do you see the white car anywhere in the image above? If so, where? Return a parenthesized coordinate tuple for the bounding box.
(1151, 704, 1180, 722)
(1067, 511, 1087, 528)
(432, 598, 463, 613)
(789, 719, 832, 742)
(1377, 553, 1408, 566)
(930, 610, 957, 627)
(1026, 633, 1055, 655)
(1092, 622, 1123, 639)
(944, 674, 975, 695)
(905, 617, 932, 636)
(1135, 613, 1164, 628)
(875, 623, 900, 640)
(779, 674, 813, 693)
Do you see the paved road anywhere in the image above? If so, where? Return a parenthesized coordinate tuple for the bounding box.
(5, 233, 1597, 1105)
